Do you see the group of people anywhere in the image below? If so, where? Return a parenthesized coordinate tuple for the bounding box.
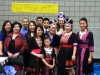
(0, 12, 94, 75)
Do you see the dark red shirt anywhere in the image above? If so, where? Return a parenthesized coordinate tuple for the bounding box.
(4, 33, 27, 54)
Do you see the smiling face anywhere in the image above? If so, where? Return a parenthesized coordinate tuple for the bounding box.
(4, 22, 12, 32)
(22, 18, 29, 29)
(58, 18, 64, 27)
(44, 38, 51, 47)
(79, 20, 87, 30)
(36, 27, 43, 36)
(13, 24, 20, 33)
(49, 25, 57, 34)
(29, 22, 36, 32)
(64, 24, 72, 33)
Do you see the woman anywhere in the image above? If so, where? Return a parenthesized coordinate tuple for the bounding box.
(56, 12, 66, 36)
(4, 21, 27, 73)
(0, 20, 12, 56)
(28, 25, 44, 75)
(24, 21, 36, 74)
(57, 18, 78, 75)
(76, 17, 94, 75)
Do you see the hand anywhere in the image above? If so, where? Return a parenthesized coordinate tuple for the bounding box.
(48, 64, 54, 69)
(7, 52, 13, 58)
(88, 57, 92, 64)
(13, 52, 19, 58)
(0, 52, 3, 56)
(72, 55, 76, 61)
(37, 54, 44, 58)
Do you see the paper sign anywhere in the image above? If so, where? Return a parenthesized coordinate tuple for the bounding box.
(12, 2, 58, 14)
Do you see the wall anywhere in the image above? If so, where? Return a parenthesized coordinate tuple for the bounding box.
(0, 0, 100, 58)
(0, 0, 100, 27)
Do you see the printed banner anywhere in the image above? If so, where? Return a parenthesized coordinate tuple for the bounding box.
(12, 2, 58, 14)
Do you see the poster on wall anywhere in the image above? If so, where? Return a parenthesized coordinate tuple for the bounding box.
(12, 2, 58, 14)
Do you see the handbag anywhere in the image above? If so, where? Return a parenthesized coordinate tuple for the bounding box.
(0, 64, 5, 73)
(32, 49, 41, 54)
(7, 55, 24, 65)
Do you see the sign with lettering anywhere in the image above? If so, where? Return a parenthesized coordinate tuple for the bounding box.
(12, 2, 58, 14)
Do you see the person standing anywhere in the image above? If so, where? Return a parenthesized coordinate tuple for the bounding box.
(56, 12, 66, 37)
(43, 18, 50, 34)
(28, 25, 44, 75)
(57, 18, 78, 75)
(41, 37, 56, 75)
(36, 17, 43, 25)
(76, 17, 94, 75)
(20, 18, 29, 35)
(4, 21, 27, 73)
(0, 20, 13, 56)
(24, 21, 37, 74)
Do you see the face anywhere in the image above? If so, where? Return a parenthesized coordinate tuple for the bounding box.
(58, 18, 64, 26)
(37, 19, 43, 25)
(29, 22, 35, 32)
(4, 22, 11, 32)
(49, 25, 57, 34)
(22, 19, 29, 28)
(79, 20, 87, 30)
(44, 39, 51, 47)
(65, 24, 72, 33)
(36, 27, 43, 36)
(13, 24, 20, 33)
(43, 20, 49, 29)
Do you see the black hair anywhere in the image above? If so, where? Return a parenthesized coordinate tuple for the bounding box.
(44, 36, 50, 41)
(28, 21, 36, 33)
(36, 17, 43, 21)
(25, 21, 36, 41)
(12, 21, 22, 30)
(79, 17, 88, 29)
(34, 25, 44, 39)
(2, 20, 13, 42)
(43, 18, 50, 22)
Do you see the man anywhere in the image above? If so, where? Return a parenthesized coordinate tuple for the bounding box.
(36, 17, 43, 25)
(43, 18, 50, 34)
(20, 18, 29, 35)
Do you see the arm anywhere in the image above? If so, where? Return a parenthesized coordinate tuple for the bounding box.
(41, 58, 50, 66)
(0, 31, 3, 55)
(73, 33, 78, 56)
(0, 41, 3, 55)
(88, 32, 94, 58)
(73, 46, 77, 56)
(19, 35, 27, 54)
(52, 58, 55, 66)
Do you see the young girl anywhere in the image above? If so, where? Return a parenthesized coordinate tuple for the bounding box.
(41, 37, 56, 75)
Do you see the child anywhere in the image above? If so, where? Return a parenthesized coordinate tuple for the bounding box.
(41, 37, 56, 75)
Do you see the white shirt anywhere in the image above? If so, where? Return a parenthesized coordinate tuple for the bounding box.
(79, 30, 87, 39)
(44, 28, 49, 33)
